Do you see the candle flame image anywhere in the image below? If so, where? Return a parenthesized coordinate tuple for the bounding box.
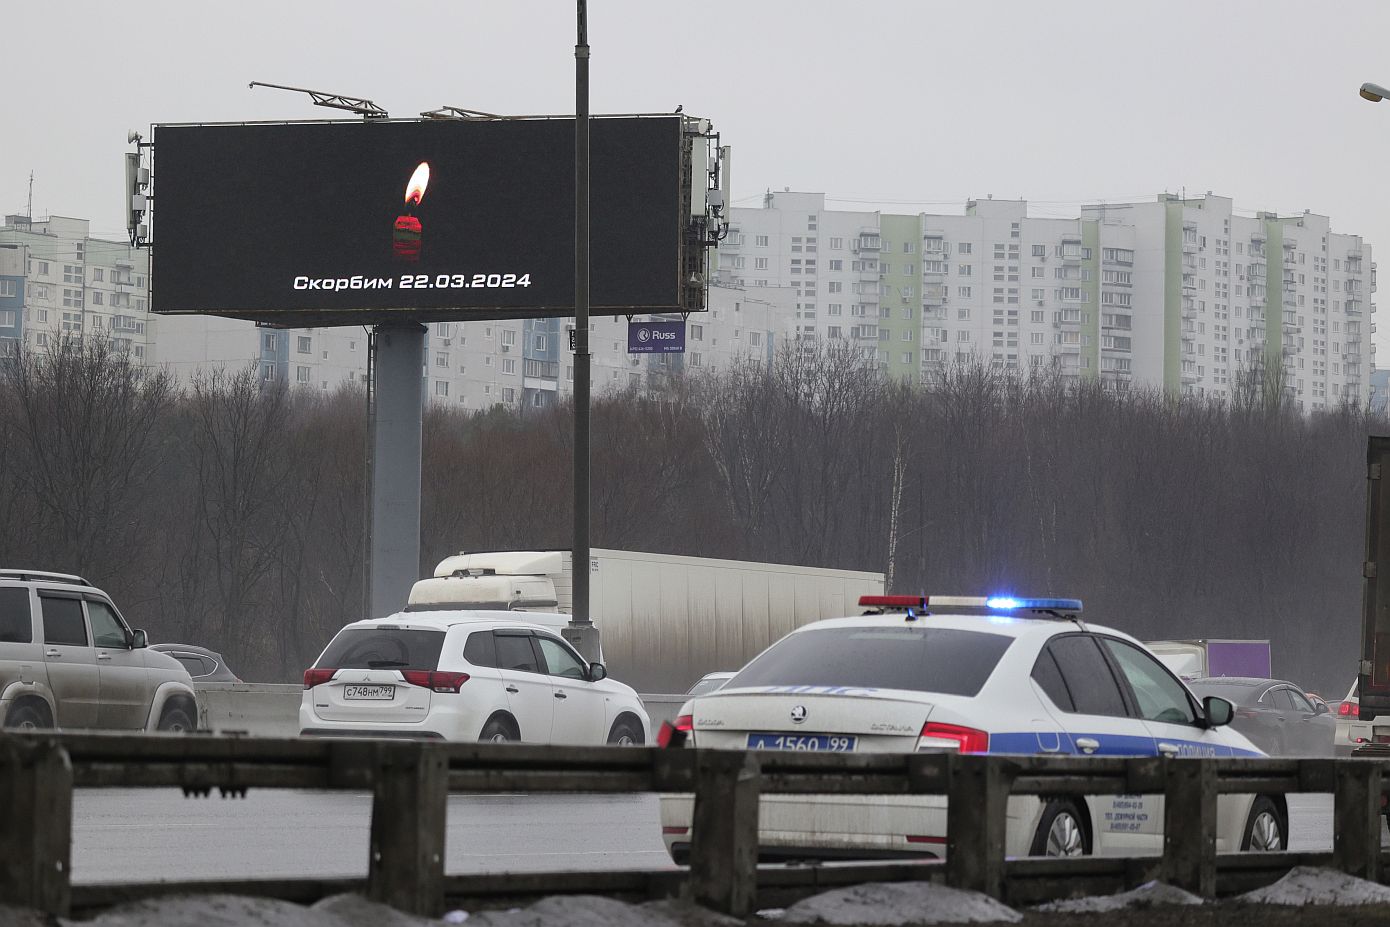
(394, 161, 430, 262)
(404, 162, 430, 208)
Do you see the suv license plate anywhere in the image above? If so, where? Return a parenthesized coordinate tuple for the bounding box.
(747, 733, 856, 751)
(343, 685, 395, 700)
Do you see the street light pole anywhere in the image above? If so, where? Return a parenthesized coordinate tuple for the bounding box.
(566, 0, 599, 660)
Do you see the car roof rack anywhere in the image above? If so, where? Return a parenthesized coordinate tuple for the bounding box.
(0, 570, 92, 586)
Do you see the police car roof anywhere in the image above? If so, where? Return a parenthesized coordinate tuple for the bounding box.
(797, 611, 1121, 643)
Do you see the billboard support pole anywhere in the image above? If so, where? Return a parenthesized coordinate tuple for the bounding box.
(369, 322, 426, 619)
(565, 0, 601, 662)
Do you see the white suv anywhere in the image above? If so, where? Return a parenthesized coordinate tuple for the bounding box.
(299, 611, 649, 744)
(0, 570, 199, 732)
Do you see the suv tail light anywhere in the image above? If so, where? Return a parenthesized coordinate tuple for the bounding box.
(1339, 701, 1360, 718)
(917, 722, 989, 754)
(303, 668, 336, 689)
(402, 670, 470, 693)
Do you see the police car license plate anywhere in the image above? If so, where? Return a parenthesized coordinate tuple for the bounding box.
(343, 685, 395, 700)
(747, 733, 856, 751)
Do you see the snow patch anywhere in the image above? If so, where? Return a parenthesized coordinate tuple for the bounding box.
(777, 882, 1021, 925)
(0, 904, 53, 927)
(464, 895, 737, 927)
(1036, 880, 1204, 913)
(58, 893, 434, 927)
(1237, 866, 1390, 906)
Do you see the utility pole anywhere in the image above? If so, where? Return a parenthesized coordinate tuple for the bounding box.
(565, 0, 600, 661)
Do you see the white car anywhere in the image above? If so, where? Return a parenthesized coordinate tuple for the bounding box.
(300, 611, 649, 745)
(660, 595, 1283, 862)
(1335, 679, 1372, 755)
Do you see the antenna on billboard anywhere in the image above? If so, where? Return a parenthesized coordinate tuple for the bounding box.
(420, 106, 503, 120)
(249, 82, 389, 120)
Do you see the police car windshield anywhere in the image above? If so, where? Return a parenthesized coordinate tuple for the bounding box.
(726, 626, 1013, 697)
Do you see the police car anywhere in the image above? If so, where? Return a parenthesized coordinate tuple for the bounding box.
(659, 595, 1284, 862)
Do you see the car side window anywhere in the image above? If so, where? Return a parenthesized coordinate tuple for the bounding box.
(0, 588, 32, 643)
(535, 635, 588, 680)
(1101, 638, 1197, 725)
(1267, 688, 1300, 711)
(1030, 648, 1075, 712)
(494, 632, 542, 674)
(1046, 635, 1129, 717)
(463, 630, 499, 668)
(1287, 689, 1316, 713)
(173, 655, 205, 676)
(86, 600, 128, 649)
(40, 595, 88, 647)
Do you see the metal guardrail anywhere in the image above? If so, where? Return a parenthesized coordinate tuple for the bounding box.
(1, 733, 1389, 919)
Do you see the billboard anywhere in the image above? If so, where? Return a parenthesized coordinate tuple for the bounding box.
(150, 116, 695, 325)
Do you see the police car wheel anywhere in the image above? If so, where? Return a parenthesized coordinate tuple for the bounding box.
(1240, 796, 1285, 852)
(1030, 800, 1089, 857)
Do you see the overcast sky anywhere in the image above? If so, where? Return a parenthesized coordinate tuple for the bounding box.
(6, 0, 1390, 349)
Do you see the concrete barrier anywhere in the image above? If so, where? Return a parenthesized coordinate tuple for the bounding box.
(195, 685, 686, 739)
(194, 683, 302, 737)
(639, 694, 687, 733)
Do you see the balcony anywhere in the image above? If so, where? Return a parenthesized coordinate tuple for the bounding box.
(1181, 274, 1197, 292)
(855, 235, 881, 252)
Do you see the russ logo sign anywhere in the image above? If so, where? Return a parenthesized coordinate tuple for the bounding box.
(393, 162, 430, 262)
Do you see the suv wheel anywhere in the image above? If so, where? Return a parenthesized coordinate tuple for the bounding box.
(5, 703, 50, 731)
(479, 717, 516, 743)
(607, 719, 642, 746)
(157, 706, 195, 733)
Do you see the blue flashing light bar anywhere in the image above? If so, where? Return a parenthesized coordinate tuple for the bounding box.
(985, 596, 1083, 611)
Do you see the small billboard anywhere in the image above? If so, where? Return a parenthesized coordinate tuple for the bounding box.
(628, 320, 686, 353)
(150, 116, 699, 325)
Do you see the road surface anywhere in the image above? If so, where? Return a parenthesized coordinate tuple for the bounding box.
(71, 790, 1335, 884)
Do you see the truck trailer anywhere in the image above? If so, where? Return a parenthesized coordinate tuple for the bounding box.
(408, 548, 885, 692)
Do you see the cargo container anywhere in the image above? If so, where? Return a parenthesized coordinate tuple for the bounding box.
(409, 549, 885, 692)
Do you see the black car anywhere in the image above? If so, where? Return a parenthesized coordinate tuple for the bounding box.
(1187, 676, 1335, 757)
(149, 643, 240, 683)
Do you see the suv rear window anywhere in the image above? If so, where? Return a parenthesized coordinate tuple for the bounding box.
(0, 588, 32, 643)
(726, 626, 1013, 697)
(316, 627, 445, 670)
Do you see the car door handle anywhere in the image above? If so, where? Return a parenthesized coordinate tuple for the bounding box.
(505, 685, 519, 694)
(44, 649, 61, 658)
(1157, 742, 1181, 757)
(1075, 737, 1100, 754)
(554, 691, 567, 700)
(96, 652, 112, 661)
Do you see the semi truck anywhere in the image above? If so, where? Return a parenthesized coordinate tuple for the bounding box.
(408, 548, 886, 692)
(1359, 436, 1390, 723)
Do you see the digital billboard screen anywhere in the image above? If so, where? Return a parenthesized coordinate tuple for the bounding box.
(150, 116, 688, 324)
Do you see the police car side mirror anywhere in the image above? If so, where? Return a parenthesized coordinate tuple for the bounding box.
(1203, 695, 1234, 727)
(588, 661, 607, 682)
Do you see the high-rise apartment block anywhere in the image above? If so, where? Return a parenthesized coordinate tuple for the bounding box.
(1, 191, 1376, 412)
(718, 192, 1376, 409)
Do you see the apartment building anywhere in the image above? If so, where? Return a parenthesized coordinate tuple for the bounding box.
(0, 215, 777, 408)
(0, 216, 153, 360)
(720, 192, 1376, 410)
(3, 199, 1371, 412)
